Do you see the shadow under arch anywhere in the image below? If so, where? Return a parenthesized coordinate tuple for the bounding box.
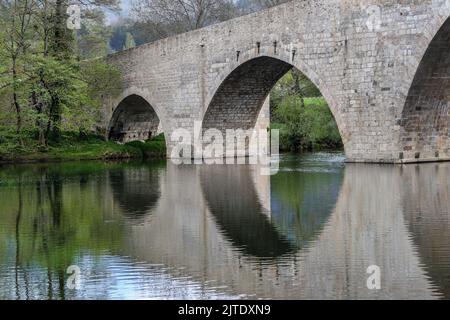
(109, 94, 162, 143)
(109, 162, 165, 224)
(202, 56, 291, 132)
(201, 55, 345, 153)
(199, 165, 295, 259)
(399, 16, 450, 157)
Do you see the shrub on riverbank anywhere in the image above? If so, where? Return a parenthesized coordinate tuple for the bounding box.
(125, 134, 167, 159)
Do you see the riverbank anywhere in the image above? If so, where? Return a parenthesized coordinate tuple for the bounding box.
(0, 130, 166, 164)
(0, 128, 343, 164)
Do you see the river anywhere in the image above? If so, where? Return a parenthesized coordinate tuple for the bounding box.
(0, 153, 449, 299)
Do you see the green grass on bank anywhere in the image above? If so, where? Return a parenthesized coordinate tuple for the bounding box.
(0, 130, 166, 163)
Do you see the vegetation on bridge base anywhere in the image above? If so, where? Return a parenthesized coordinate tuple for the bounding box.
(124, 134, 167, 159)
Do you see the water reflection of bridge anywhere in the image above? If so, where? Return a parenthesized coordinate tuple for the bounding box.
(110, 161, 450, 299)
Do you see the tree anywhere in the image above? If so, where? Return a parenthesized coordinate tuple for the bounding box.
(45, 0, 118, 140)
(270, 69, 342, 151)
(274, 95, 312, 151)
(0, 0, 36, 140)
(131, 0, 238, 37)
(0, 0, 122, 146)
(270, 70, 321, 117)
(77, 9, 114, 58)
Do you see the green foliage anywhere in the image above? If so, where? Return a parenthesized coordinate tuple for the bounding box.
(0, 128, 142, 163)
(77, 9, 114, 58)
(125, 134, 167, 159)
(270, 70, 321, 110)
(270, 71, 343, 152)
(27, 54, 91, 123)
(303, 98, 343, 150)
(0, 0, 122, 151)
(82, 59, 122, 97)
(271, 97, 342, 151)
(273, 96, 311, 151)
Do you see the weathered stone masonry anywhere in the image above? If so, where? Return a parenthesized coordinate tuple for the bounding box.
(102, 0, 450, 163)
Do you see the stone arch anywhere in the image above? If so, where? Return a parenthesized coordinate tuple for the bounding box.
(399, 15, 450, 160)
(201, 51, 346, 155)
(204, 48, 342, 127)
(109, 94, 163, 143)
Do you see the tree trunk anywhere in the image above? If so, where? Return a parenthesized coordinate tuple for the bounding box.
(12, 55, 23, 145)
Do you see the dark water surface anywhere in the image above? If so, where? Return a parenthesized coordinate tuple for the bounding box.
(0, 153, 449, 299)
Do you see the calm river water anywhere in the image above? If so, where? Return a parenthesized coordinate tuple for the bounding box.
(0, 153, 449, 299)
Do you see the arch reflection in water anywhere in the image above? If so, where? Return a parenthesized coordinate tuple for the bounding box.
(2, 155, 450, 299)
(269, 153, 344, 249)
(401, 163, 450, 299)
(199, 165, 295, 259)
(122, 158, 450, 299)
(109, 162, 165, 223)
(294, 164, 436, 299)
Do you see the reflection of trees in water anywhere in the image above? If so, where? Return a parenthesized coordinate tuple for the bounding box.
(0, 161, 166, 299)
(401, 164, 450, 299)
(109, 163, 164, 224)
(10, 169, 69, 299)
(0, 162, 126, 299)
(270, 168, 343, 249)
(200, 165, 294, 259)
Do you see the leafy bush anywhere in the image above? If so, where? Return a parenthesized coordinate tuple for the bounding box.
(270, 71, 343, 152)
(0, 128, 142, 163)
(271, 97, 342, 152)
(125, 133, 166, 158)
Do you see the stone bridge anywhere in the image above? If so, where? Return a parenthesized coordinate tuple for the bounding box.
(101, 0, 450, 163)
